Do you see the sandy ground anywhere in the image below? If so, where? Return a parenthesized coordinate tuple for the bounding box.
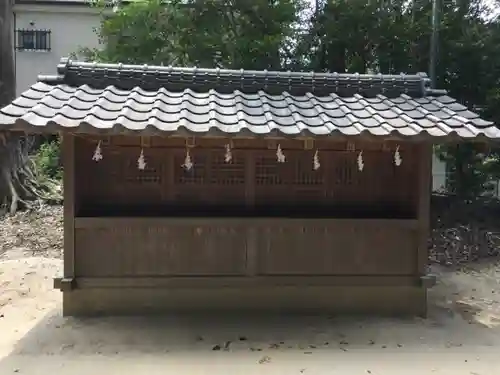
(1, 244, 500, 374)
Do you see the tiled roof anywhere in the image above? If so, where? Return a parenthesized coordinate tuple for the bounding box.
(0, 58, 498, 140)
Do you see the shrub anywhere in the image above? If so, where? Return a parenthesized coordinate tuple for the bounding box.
(32, 138, 62, 181)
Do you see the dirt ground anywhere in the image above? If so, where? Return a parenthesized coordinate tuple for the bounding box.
(1, 208, 500, 374)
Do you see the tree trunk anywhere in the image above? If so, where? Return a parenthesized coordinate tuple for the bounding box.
(0, 0, 15, 107)
(0, 0, 61, 215)
(0, 0, 17, 214)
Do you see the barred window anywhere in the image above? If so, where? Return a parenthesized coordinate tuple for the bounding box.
(16, 29, 51, 51)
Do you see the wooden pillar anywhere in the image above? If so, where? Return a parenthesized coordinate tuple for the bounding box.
(245, 151, 258, 276)
(61, 133, 76, 290)
(417, 143, 432, 275)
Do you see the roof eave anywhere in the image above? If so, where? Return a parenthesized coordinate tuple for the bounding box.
(1, 119, 498, 144)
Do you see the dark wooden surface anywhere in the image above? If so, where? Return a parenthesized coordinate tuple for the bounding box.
(61, 135, 431, 316)
(62, 134, 75, 279)
(62, 285, 427, 316)
(73, 218, 418, 277)
(74, 136, 418, 219)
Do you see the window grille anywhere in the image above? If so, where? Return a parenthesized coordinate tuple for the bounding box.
(16, 29, 51, 51)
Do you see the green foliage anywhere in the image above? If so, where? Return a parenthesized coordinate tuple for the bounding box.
(81, 0, 305, 69)
(32, 138, 62, 182)
(435, 143, 495, 199)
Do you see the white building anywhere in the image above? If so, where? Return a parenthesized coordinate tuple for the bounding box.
(13, 0, 101, 96)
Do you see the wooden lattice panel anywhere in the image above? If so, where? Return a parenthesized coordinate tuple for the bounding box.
(333, 152, 355, 186)
(291, 152, 325, 185)
(123, 156, 161, 184)
(210, 153, 245, 185)
(174, 153, 207, 185)
(255, 155, 285, 185)
(75, 138, 123, 205)
(74, 136, 419, 218)
(115, 149, 164, 206)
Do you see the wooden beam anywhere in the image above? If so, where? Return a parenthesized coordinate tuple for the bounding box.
(74, 217, 420, 229)
(62, 134, 76, 281)
(71, 275, 421, 289)
(417, 144, 432, 275)
(53, 277, 76, 291)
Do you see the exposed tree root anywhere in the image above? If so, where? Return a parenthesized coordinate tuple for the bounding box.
(0, 133, 62, 216)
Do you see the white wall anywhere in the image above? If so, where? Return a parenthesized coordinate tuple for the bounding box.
(14, 3, 101, 95)
(432, 151, 447, 193)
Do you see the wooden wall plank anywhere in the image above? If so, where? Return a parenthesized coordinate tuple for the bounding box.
(75, 275, 420, 289)
(73, 219, 418, 278)
(417, 144, 432, 275)
(62, 134, 76, 279)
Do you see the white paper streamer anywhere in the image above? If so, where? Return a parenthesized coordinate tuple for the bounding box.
(92, 140, 103, 162)
(357, 150, 364, 172)
(137, 148, 146, 170)
(313, 150, 320, 170)
(394, 145, 402, 166)
(276, 144, 286, 163)
(182, 148, 193, 171)
(224, 143, 232, 163)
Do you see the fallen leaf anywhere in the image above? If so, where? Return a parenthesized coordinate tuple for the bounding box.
(259, 356, 271, 364)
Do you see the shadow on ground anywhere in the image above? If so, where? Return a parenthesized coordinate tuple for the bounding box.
(1, 301, 500, 375)
(2, 304, 499, 358)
